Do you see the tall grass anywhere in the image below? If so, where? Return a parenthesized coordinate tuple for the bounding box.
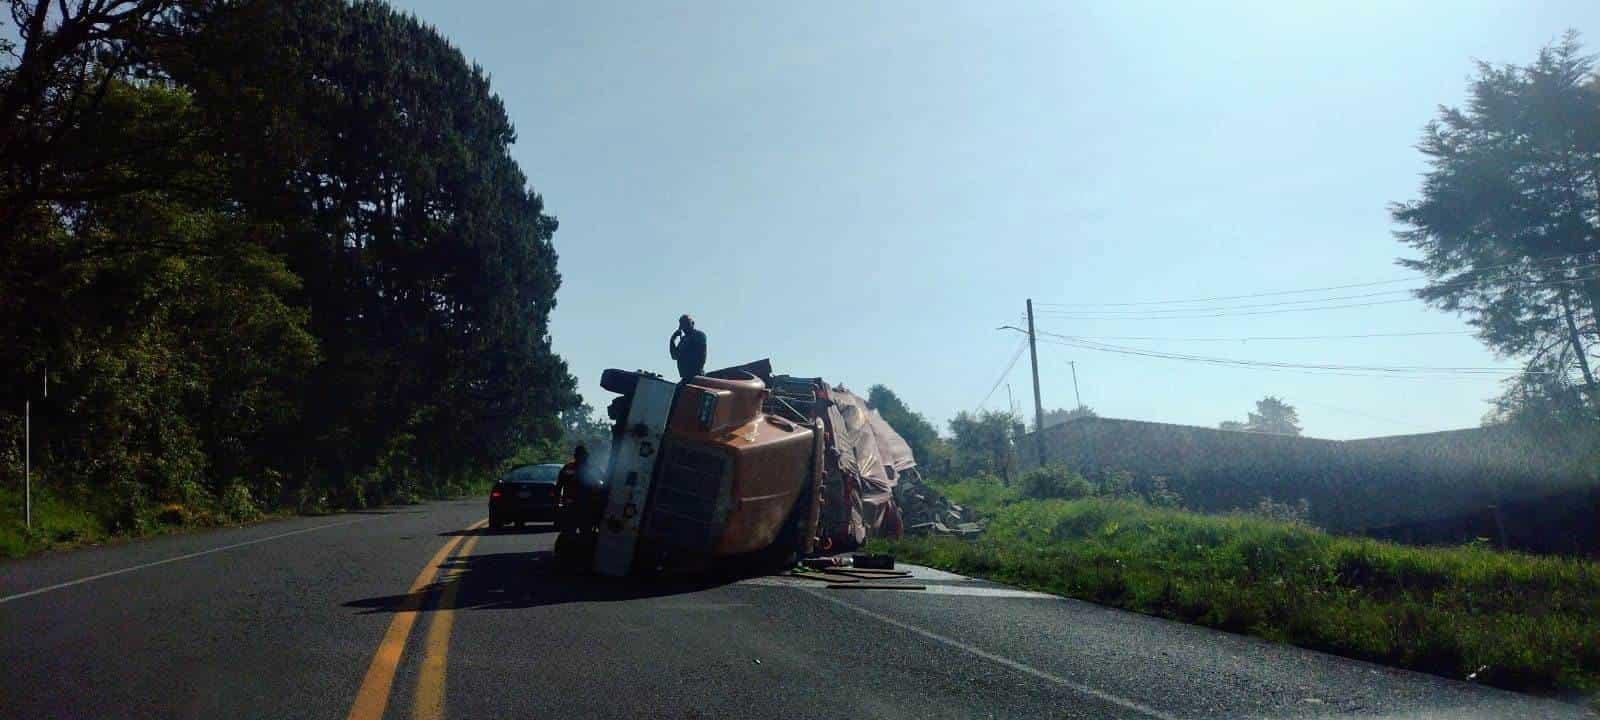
(0, 486, 106, 558)
(928, 473, 1018, 511)
(0, 471, 490, 559)
(878, 496, 1600, 697)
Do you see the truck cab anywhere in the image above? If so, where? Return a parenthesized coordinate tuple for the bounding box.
(580, 368, 822, 576)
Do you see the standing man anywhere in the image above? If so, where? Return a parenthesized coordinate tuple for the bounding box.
(669, 314, 707, 380)
(556, 444, 589, 532)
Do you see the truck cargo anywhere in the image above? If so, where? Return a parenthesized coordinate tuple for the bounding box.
(558, 361, 964, 576)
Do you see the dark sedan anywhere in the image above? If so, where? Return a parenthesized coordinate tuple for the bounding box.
(489, 464, 561, 528)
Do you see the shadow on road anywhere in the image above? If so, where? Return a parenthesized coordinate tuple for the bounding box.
(343, 549, 742, 614)
(438, 525, 558, 537)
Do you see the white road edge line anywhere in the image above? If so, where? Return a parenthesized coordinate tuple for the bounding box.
(0, 516, 380, 605)
(805, 588, 1183, 720)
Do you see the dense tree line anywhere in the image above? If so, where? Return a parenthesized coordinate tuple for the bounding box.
(1, 0, 575, 531)
(866, 385, 946, 469)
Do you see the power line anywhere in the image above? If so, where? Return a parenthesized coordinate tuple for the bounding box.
(1042, 269, 1597, 314)
(1045, 334, 1539, 373)
(977, 338, 1028, 410)
(1035, 330, 1476, 342)
(1036, 297, 1420, 320)
(1033, 333, 1549, 376)
(1035, 250, 1600, 309)
(1032, 338, 1507, 382)
(1035, 270, 1600, 320)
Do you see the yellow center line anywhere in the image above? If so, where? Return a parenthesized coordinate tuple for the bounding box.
(412, 531, 482, 720)
(346, 519, 486, 720)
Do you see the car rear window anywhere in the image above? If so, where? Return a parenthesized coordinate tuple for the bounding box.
(501, 464, 560, 485)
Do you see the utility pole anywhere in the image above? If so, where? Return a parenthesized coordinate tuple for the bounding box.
(1026, 299, 1046, 466)
(1069, 361, 1082, 409)
(24, 365, 44, 530)
(24, 400, 30, 530)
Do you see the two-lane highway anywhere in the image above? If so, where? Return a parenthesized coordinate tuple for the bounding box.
(1, 499, 1590, 719)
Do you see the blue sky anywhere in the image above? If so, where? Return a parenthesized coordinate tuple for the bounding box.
(393, 0, 1600, 440)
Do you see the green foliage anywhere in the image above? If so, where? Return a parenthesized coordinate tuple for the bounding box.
(948, 410, 1019, 479)
(501, 401, 613, 471)
(867, 385, 948, 468)
(1041, 405, 1096, 429)
(1219, 396, 1302, 436)
(0, 486, 107, 558)
(504, 439, 566, 469)
(559, 403, 613, 460)
(219, 483, 263, 523)
(0, 0, 576, 549)
(934, 468, 1185, 516)
(1249, 496, 1312, 525)
(927, 473, 1018, 515)
(879, 497, 1600, 696)
(1139, 474, 1185, 509)
(1392, 31, 1600, 419)
(1018, 465, 1094, 501)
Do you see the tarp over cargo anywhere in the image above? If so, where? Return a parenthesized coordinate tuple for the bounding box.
(711, 360, 974, 549)
(824, 388, 917, 544)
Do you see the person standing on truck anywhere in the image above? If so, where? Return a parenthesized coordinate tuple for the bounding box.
(669, 314, 707, 380)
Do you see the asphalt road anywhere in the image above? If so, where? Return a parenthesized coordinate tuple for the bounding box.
(1, 498, 1591, 719)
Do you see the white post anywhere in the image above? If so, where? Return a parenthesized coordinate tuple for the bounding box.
(25, 400, 31, 530)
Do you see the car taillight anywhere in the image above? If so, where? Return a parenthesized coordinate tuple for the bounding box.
(490, 489, 503, 499)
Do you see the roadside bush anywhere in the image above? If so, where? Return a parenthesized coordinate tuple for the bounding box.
(106, 479, 152, 534)
(219, 482, 262, 523)
(1089, 468, 1135, 497)
(1019, 465, 1093, 501)
(1083, 469, 1186, 508)
(1141, 475, 1184, 508)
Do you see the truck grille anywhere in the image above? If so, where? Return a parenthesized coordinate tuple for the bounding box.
(645, 443, 729, 554)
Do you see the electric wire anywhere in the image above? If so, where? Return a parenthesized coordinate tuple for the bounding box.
(1036, 271, 1600, 320)
(1029, 333, 1548, 377)
(1036, 330, 1475, 342)
(1033, 338, 1512, 382)
(977, 338, 1028, 410)
(1035, 250, 1600, 309)
(1040, 267, 1600, 314)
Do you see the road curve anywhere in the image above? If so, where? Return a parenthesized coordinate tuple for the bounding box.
(0, 499, 1590, 719)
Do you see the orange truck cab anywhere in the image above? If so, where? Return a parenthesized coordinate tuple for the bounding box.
(588, 368, 822, 576)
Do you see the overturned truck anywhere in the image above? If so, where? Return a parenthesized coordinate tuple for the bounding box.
(566, 361, 966, 576)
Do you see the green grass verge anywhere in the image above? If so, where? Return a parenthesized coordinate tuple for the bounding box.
(873, 496, 1600, 699)
(0, 486, 108, 558)
(0, 478, 485, 560)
